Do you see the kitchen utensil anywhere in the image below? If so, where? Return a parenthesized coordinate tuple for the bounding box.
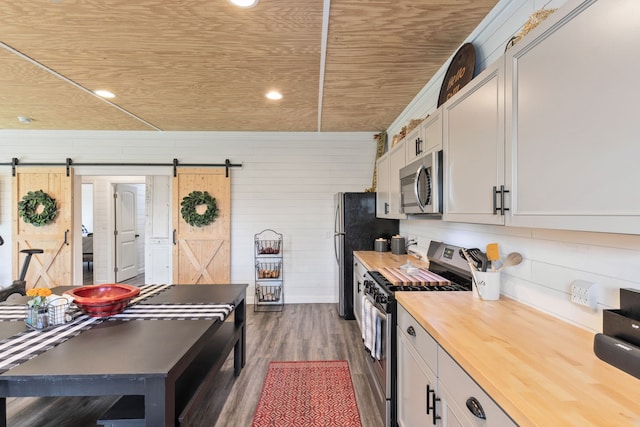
(459, 248, 479, 272)
(467, 248, 488, 272)
(496, 252, 523, 272)
(391, 235, 406, 255)
(374, 238, 389, 252)
(486, 243, 499, 271)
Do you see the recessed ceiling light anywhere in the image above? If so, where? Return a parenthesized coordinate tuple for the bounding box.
(228, 0, 259, 8)
(266, 91, 283, 100)
(93, 89, 116, 99)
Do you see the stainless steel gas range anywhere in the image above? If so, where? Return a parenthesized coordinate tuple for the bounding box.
(360, 240, 473, 427)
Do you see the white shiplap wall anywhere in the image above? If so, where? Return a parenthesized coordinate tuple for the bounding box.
(0, 131, 377, 304)
(392, 0, 640, 333)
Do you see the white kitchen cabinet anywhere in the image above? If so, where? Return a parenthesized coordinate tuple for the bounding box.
(397, 304, 440, 426)
(376, 140, 407, 219)
(438, 350, 516, 427)
(442, 58, 505, 226)
(376, 152, 391, 218)
(353, 256, 366, 329)
(406, 109, 443, 165)
(397, 304, 516, 427)
(504, 0, 640, 234)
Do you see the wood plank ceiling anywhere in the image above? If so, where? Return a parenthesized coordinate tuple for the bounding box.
(0, 0, 498, 132)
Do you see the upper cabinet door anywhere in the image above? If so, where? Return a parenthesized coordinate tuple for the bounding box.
(376, 152, 391, 218)
(405, 109, 443, 165)
(443, 58, 505, 225)
(505, 0, 640, 234)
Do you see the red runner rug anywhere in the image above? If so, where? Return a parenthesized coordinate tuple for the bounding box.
(252, 360, 363, 427)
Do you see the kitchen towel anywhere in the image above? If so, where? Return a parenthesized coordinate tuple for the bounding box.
(374, 314, 382, 360)
(363, 298, 373, 352)
(369, 302, 380, 359)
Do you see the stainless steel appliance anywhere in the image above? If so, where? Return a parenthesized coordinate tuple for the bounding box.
(399, 150, 443, 215)
(360, 240, 472, 426)
(334, 192, 399, 319)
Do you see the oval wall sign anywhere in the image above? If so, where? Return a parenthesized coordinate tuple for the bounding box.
(437, 43, 476, 106)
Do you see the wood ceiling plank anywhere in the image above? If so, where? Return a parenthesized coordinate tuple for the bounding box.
(0, 50, 155, 130)
(0, 0, 498, 131)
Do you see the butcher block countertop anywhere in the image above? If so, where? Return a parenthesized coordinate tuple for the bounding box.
(397, 292, 640, 427)
(353, 250, 429, 272)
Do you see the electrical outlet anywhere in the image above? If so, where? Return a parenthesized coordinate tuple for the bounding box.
(570, 280, 598, 309)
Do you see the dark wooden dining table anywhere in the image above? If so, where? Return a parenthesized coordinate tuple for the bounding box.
(0, 283, 247, 427)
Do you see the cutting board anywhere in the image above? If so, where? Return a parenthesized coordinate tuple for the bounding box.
(379, 267, 450, 286)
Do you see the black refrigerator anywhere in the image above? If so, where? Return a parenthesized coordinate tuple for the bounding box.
(334, 192, 399, 319)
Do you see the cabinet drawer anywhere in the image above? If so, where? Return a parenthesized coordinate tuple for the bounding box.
(354, 257, 368, 279)
(397, 304, 437, 374)
(438, 350, 516, 427)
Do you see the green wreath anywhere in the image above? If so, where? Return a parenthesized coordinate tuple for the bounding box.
(181, 190, 218, 227)
(18, 190, 58, 227)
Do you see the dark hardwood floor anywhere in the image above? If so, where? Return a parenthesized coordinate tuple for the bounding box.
(6, 302, 384, 427)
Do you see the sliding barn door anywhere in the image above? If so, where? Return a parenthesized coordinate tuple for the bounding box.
(172, 168, 231, 284)
(12, 167, 74, 289)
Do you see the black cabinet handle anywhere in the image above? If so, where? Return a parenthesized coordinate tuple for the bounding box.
(466, 397, 486, 419)
(357, 280, 362, 292)
(500, 184, 510, 215)
(172, 229, 177, 245)
(384, 202, 389, 215)
(407, 326, 416, 336)
(426, 384, 441, 424)
(492, 185, 510, 216)
(64, 229, 69, 246)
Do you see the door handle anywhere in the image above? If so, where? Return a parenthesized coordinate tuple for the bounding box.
(172, 229, 177, 245)
(407, 326, 416, 337)
(64, 229, 69, 246)
(135, 234, 140, 238)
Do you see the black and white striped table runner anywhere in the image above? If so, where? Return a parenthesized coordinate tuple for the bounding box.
(0, 314, 102, 374)
(0, 284, 175, 322)
(110, 303, 234, 321)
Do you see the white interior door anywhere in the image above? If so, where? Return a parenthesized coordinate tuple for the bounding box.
(115, 184, 138, 282)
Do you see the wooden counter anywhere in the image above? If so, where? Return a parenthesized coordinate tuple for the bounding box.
(397, 292, 640, 427)
(353, 251, 429, 273)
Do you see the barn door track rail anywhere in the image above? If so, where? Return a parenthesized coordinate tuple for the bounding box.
(3, 158, 242, 177)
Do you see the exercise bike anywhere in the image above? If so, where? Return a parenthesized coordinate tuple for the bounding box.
(0, 235, 43, 302)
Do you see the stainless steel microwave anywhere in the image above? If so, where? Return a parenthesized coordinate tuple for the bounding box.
(399, 150, 442, 215)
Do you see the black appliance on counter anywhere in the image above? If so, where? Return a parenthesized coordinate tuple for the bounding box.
(334, 192, 399, 319)
(361, 240, 472, 427)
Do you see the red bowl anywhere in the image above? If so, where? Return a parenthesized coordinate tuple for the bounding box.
(64, 284, 140, 317)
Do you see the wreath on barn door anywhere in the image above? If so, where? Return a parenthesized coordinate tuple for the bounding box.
(18, 190, 58, 227)
(180, 190, 218, 227)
